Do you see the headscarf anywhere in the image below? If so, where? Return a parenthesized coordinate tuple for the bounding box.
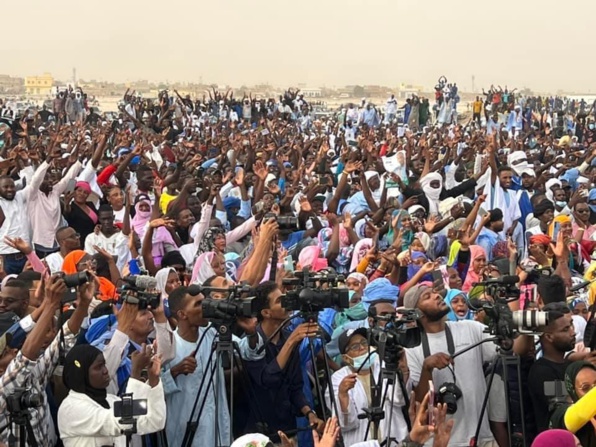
(197, 227, 225, 257)
(444, 289, 472, 321)
(407, 251, 432, 282)
(223, 197, 241, 222)
(347, 272, 368, 288)
(420, 172, 443, 215)
(564, 361, 596, 402)
(62, 250, 87, 274)
(413, 232, 430, 252)
(298, 245, 328, 272)
(131, 200, 152, 237)
(530, 430, 577, 447)
(507, 152, 531, 176)
(589, 188, 596, 213)
(388, 210, 414, 249)
(361, 278, 399, 311)
(75, 181, 92, 194)
(155, 267, 175, 300)
(350, 238, 373, 272)
(533, 199, 555, 218)
(462, 245, 487, 293)
(530, 234, 552, 247)
(545, 178, 562, 202)
(62, 345, 109, 409)
(549, 214, 571, 238)
(191, 252, 218, 285)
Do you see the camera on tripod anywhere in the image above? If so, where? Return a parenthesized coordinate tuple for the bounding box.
(120, 275, 161, 310)
(470, 276, 549, 339)
(6, 387, 41, 414)
(188, 283, 258, 323)
(281, 268, 349, 315)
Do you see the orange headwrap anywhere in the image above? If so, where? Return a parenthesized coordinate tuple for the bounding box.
(529, 234, 552, 247)
(62, 250, 87, 274)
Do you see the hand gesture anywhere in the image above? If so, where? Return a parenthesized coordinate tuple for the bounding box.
(342, 212, 353, 229)
(312, 417, 340, 447)
(401, 195, 419, 209)
(260, 218, 279, 242)
(344, 160, 362, 174)
(253, 161, 268, 182)
(150, 217, 176, 229)
(171, 354, 197, 378)
(234, 167, 245, 186)
(45, 275, 67, 310)
(92, 245, 114, 262)
(4, 236, 33, 255)
(338, 373, 358, 395)
(131, 343, 154, 376)
(299, 196, 312, 213)
(287, 322, 319, 348)
(78, 273, 98, 305)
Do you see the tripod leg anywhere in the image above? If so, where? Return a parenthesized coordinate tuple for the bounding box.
(473, 355, 499, 446)
(319, 343, 345, 447)
(308, 337, 327, 420)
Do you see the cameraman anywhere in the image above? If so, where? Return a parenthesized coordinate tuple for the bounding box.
(0, 274, 93, 446)
(326, 327, 408, 446)
(404, 284, 501, 447)
(160, 285, 264, 447)
(243, 281, 324, 443)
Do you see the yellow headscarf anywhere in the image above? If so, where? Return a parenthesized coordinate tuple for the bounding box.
(548, 215, 571, 238)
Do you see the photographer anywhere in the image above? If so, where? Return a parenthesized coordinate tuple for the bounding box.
(549, 361, 596, 446)
(160, 285, 264, 447)
(58, 344, 165, 446)
(326, 327, 408, 446)
(404, 284, 499, 447)
(0, 274, 93, 446)
(243, 281, 324, 443)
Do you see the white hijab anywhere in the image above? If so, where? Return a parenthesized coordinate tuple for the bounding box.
(507, 151, 531, 176)
(155, 267, 175, 300)
(545, 178, 562, 202)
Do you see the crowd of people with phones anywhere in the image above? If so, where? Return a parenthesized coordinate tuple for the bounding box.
(0, 79, 595, 447)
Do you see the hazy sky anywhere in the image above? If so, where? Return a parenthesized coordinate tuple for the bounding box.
(3, 0, 594, 92)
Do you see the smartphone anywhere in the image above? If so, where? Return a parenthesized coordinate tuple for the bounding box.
(113, 396, 148, 418)
(283, 255, 294, 272)
(64, 179, 76, 195)
(478, 208, 488, 217)
(261, 128, 270, 136)
(319, 177, 329, 186)
(552, 222, 561, 241)
(428, 381, 436, 425)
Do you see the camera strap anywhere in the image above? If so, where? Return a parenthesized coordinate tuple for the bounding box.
(420, 324, 455, 358)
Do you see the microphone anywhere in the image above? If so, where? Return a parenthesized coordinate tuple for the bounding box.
(570, 279, 596, 292)
(123, 275, 157, 290)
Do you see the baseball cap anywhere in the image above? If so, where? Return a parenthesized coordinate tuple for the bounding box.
(337, 327, 368, 355)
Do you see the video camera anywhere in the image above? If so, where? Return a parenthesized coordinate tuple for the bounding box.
(6, 387, 42, 414)
(281, 268, 349, 318)
(187, 283, 258, 324)
(470, 276, 549, 340)
(263, 213, 298, 231)
(120, 275, 161, 310)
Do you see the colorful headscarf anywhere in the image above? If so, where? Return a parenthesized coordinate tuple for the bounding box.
(62, 250, 87, 274)
(414, 232, 431, 252)
(131, 199, 152, 238)
(548, 214, 571, 239)
(197, 227, 225, 257)
(407, 251, 432, 281)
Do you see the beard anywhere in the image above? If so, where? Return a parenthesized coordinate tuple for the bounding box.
(425, 307, 450, 322)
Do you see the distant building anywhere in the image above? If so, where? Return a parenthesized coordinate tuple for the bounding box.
(397, 83, 423, 100)
(25, 73, 54, 96)
(301, 87, 322, 98)
(0, 75, 24, 94)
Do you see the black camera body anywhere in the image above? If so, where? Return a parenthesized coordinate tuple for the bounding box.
(281, 268, 349, 316)
(202, 297, 257, 322)
(6, 387, 41, 414)
(120, 275, 160, 310)
(436, 382, 463, 414)
(57, 271, 91, 289)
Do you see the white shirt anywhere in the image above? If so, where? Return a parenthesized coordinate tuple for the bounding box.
(58, 379, 165, 447)
(44, 251, 64, 274)
(405, 321, 497, 446)
(0, 191, 31, 254)
(84, 231, 130, 272)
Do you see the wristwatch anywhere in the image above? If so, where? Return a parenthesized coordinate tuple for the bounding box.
(401, 436, 423, 447)
(305, 409, 317, 418)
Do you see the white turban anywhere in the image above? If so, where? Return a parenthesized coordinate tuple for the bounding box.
(420, 172, 443, 215)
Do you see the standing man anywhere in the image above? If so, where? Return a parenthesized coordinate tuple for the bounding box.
(473, 96, 484, 125)
(84, 205, 130, 271)
(385, 94, 398, 124)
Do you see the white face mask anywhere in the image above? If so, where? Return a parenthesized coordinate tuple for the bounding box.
(555, 200, 567, 208)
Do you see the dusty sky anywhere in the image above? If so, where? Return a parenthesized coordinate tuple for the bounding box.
(3, 0, 593, 92)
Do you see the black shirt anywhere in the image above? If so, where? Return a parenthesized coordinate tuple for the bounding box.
(527, 357, 570, 433)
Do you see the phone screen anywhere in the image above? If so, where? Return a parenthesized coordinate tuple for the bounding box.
(428, 381, 435, 425)
(552, 222, 561, 241)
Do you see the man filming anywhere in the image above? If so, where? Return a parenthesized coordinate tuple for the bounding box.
(243, 281, 324, 444)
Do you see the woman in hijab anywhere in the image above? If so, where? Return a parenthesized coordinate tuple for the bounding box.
(388, 209, 414, 251)
(63, 181, 98, 245)
(131, 198, 152, 239)
(58, 344, 166, 446)
(62, 250, 116, 301)
(155, 267, 182, 317)
(197, 227, 226, 258)
(444, 289, 473, 321)
(191, 251, 231, 285)
(406, 251, 433, 282)
(549, 361, 596, 447)
(531, 430, 581, 447)
(461, 245, 487, 293)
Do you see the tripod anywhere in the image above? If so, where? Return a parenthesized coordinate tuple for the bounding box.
(0, 409, 39, 447)
(452, 336, 528, 447)
(358, 331, 410, 447)
(118, 416, 138, 447)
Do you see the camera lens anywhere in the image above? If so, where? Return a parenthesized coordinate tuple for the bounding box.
(512, 310, 548, 330)
(62, 271, 91, 288)
(21, 391, 42, 408)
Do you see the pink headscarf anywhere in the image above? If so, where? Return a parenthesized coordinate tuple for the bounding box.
(462, 245, 487, 292)
(191, 252, 216, 285)
(531, 430, 577, 447)
(298, 246, 328, 272)
(75, 181, 92, 194)
(350, 238, 373, 272)
(131, 200, 152, 238)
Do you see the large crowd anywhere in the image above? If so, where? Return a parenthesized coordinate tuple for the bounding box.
(0, 80, 595, 447)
